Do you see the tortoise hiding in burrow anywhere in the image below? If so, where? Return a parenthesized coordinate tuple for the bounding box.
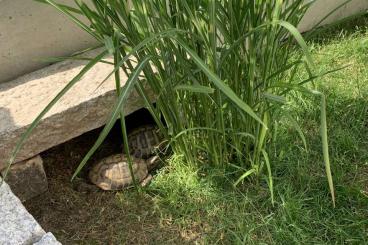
(88, 125, 165, 191)
(127, 124, 165, 158)
(89, 154, 159, 190)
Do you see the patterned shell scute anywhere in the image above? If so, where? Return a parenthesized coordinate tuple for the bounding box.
(128, 125, 163, 159)
(89, 154, 148, 190)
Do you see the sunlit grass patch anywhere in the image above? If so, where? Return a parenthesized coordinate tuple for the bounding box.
(17, 0, 340, 206)
(121, 16, 368, 244)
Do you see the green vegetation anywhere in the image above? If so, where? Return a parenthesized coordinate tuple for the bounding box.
(136, 17, 368, 243)
(6, 0, 367, 242)
(22, 9, 368, 245)
(9, 0, 340, 205)
(28, 14, 367, 244)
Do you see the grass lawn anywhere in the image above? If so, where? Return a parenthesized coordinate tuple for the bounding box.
(25, 16, 368, 244)
(140, 16, 368, 244)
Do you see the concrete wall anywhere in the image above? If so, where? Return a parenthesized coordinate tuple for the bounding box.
(0, 0, 97, 84)
(0, 0, 367, 84)
(299, 0, 368, 32)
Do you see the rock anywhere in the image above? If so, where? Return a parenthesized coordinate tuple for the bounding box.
(0, 178, 46, 245)
(33, 232, 61, 245)
(1, 155, 48, 202)
(0, 50, 155, 170)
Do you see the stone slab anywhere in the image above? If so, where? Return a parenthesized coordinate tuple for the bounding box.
(0, 50, 154, 170)
(33, 232, 61, 245)
(0, 178, 46, 245)
(1, 155, 48, 202)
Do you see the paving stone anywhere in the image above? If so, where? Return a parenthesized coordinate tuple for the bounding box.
(33, 232, 61, 245)
(0, 178, 46, 245)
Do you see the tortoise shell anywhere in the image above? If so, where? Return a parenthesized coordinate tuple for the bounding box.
(89, 154, 148, 190)
(127, 125, 163, 159)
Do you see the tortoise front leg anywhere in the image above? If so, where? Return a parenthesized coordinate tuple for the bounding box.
(73, 178, 101, 193)
(140, 174, 152, 187)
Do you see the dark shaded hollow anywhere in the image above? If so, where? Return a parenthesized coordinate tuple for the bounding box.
(22, 107, 183, 244)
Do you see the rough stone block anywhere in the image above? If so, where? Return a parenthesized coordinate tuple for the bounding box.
(33, 232, 61, 245)
(1, 155, 48, 202)
(0, 50, 155, 170)
(0, 178, 46, 245)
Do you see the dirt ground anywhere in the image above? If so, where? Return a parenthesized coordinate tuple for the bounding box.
(23, 113, 188, 244)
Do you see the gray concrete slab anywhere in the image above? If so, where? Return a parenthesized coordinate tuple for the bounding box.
(0, 51, 154, 170)
(0, 178, 45, 244)
(33, 233, 61, 245)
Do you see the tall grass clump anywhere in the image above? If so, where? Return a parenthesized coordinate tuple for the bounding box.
(6, 0, 341, 205)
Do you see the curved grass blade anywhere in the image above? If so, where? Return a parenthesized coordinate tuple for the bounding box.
(286, 87, 336, 207)
(262, 149, 274, 205)
(276, 20, 314, 69)
(263, 92, 287, 104)
(41, 56, 114, 65)
(234, 168, 257, 187)
(71, 56, 152, 180)
(255, 113, 269, 165)
(310, 90, 335, 207)
(173, 127, 222, 141)
(174, 84, 215, 94)
(39, 44, 106, 63)
(174, 37, 266, 128)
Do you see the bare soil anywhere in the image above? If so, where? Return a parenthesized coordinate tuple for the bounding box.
(23, 116, 186, 244)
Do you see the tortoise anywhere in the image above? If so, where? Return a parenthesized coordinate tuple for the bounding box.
(87, 125, 164, 191)
(88, 154, 159, 190)
(127, 124, 164, 158)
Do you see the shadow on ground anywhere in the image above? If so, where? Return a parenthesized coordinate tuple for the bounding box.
(23, 109, 189, 244)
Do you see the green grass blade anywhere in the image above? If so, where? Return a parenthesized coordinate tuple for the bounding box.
(263, 92, 287, 104)
(71, 56, 152, 180)
(173, 127, 222, 141)
(276, 20, 314, 69)
(301, 89, 335, 207)
(174, 37, 266, 128)
(314, 91, 335, 207)
(262, 149, 274, 205)
(174, 84, 215, 94)
(234, 168, 257, 187)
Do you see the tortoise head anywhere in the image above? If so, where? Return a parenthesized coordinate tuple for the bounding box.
(146, 155, 160, 171)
